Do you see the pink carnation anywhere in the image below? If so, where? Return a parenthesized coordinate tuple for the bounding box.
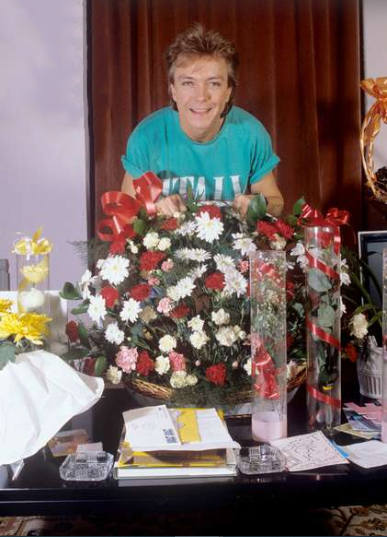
(238, 260, 249, 273)
(115, 346, 138, 373)
(148, 276, 160, 286)
(157, 297, 172, 314)
(169, 351, 186, 372)
(161, 260, 174, 272)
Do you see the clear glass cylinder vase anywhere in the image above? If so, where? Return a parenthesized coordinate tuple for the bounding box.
(16, 252, 50, 314)
(382, 249, 387, 443)
(305, 226, 341, 432)
(250, 250, 287, 442)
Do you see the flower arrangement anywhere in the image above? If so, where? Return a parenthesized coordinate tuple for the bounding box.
(0, 298, 51, 370)
(61, 192, 309, 407)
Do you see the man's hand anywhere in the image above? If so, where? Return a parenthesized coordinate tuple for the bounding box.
(232, 194, 255, 217)
(155, 194, 187, 216)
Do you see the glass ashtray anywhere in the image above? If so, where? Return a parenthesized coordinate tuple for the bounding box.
(237, 444, 286, 475)
(59, 451, 114, 481)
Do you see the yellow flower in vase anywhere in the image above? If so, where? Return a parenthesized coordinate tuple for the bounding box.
(20, 256, 49, 285)
(0, 299, 13, 315)
(0, 312, 51, 345)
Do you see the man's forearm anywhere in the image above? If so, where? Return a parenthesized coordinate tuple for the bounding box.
(266, 195, 284, 217)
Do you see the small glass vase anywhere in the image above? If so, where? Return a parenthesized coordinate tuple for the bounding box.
(16, 252, 50, 314)
(249, 250, 287, 442)
(305, 225, 341, 432)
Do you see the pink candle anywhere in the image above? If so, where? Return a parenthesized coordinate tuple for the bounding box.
(252, 411, 287, 442)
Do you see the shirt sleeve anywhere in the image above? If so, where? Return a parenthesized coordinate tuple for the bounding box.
(249, 122, 280, 184)
(121, 125, 150, 179)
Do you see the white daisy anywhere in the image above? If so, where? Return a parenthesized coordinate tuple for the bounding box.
(189, 249, 212, 262)
(143, 232, 159, 249)
(188, 315, 204, 332)
(100, 256, 129, 285)
(340, 258, 351, 286)
(189, 331, 209, 349)
(120, 298, 142, 323)
(87, 295, 107, 325)
(340, 296, 347, 317)
(175, 248, 191, 261)
(195, 212, 224, 243)
(175, 277, 195, 299)
(155, 355, 170, 375)
(166, 285, 180, 302)
(175, 221, 196, 236)
(223, 269, 248, 297)
(159, 334, 177, 353)
(105, 322, 125, 345)
(232, 234, 257, 256)
(214, 254, 235, 273)
(189, 263, 208, 281)
(290, 241, 308, 270)
(79, 269, 95, 299)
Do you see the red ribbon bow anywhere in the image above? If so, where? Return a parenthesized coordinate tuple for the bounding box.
(97, 172, 162, 242)
(252, 343, 280, 400)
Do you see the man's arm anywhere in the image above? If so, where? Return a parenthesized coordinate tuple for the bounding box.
(232, 171, 284, 217)
(121, 172, 186, 215)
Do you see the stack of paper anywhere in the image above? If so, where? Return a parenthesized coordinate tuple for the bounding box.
(114, 405, 240, 479)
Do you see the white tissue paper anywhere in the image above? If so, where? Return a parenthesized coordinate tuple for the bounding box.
(0, 349, 104, 465)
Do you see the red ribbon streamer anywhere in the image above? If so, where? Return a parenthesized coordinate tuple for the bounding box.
(97, 172, 162, 242)
(252, 343, 280, 400)
(305, 251, 340, 281)
(307, 382, 341, 409)
(306, 317, 340, 348)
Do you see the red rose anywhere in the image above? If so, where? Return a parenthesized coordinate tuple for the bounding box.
(275, 219, 294, 240)
(206, 363, 227, 386)
(100, 286, 119, 308)
(204, 272, 225, 291)
(161, 218, 179, 230)
(197, 205, 222, 219)
(256, 220, 278, 240)
(65, 320, 79, 343)
(139, 251, 166, 271)
(170, 303, 190, 318)
(130, 283, 151, 301)
(109, 238, 126, 254)
(136, 350, 155, 376)
(345, 343, 358, 363)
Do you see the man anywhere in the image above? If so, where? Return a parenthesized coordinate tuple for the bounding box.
(121, 24, 284, 217)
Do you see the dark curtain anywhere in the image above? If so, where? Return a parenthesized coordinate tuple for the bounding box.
(89, 0, 362, 235)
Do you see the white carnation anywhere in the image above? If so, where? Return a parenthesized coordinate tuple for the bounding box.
(216, 326, 238, 347)
(158, 237, 171, 251)
(143, 232, 159, 249)
(211, 308, 230, 326)
(106, 365, 122, 384)
(186, 374, 198, 386)
(159, 334, 177, 353)
(155, 355, 170, 375)
(350, 313, 368, 339)
(170, 371, 189, 389)
(188, 315, 204, 332)
(189, 331, 209, 349)
(243, 358, 252, 376)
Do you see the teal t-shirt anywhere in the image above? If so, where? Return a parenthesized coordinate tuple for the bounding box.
(121, 106, 280, 201)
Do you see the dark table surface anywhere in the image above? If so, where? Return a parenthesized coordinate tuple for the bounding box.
(1, 377, 387, 518)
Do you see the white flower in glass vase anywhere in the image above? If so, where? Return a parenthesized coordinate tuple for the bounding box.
(350, 313, 369, 340)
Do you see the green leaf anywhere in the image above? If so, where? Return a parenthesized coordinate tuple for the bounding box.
(60, 347, 90, 362)
(60, 282, 82, 300)
(71, 303, 89, 315)
(308, 269, 332, 292)
(94, 356, 108, 376)
(293, 197, 306, 217)
(354, 303, 377, 315)
(77, 322, 91, 349)
(0, 342, 15, 371)
(133, 218, 146, 236)
(246, 194, 267, 225)
(317, 304, 336, 328)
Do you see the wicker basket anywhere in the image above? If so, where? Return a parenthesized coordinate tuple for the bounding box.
(125, 364, 307, 407)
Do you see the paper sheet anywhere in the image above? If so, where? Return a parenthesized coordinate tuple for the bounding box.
(0, 350, 104, 465)
(123, 405, 240, 452)
(271, 431, 349, 472)
(345, 440, 387, 468)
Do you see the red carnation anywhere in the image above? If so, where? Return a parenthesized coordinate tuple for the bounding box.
(130, 283, 151, 301)
(136, 350, 155, 376)
(109, 238, 126, 255)
(65, 320, 79, 343)
(204, 272, 225, 291)
(161, 218, 179, 230)
(206, 363, 227, 386)
(170, 303, 190, 318)
(275, 219, 294, 240)
(344, 343, 358, 363)
(100, 286, 119, 308)
(256, 220, 278, 240)
(120, 224, 136, 240)
(139, 251, 166, 271)
(197, 205, 222, 219)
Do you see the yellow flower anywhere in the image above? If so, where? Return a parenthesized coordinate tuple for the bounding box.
(20, 256, 49, 284)
(0, 312, 51, 345)
(0, 299, 13, 315)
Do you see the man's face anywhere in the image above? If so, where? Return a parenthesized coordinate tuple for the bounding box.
(170, 55, 232, 142)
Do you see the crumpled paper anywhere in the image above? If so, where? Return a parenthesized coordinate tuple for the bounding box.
(0, 350, 104, 465)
